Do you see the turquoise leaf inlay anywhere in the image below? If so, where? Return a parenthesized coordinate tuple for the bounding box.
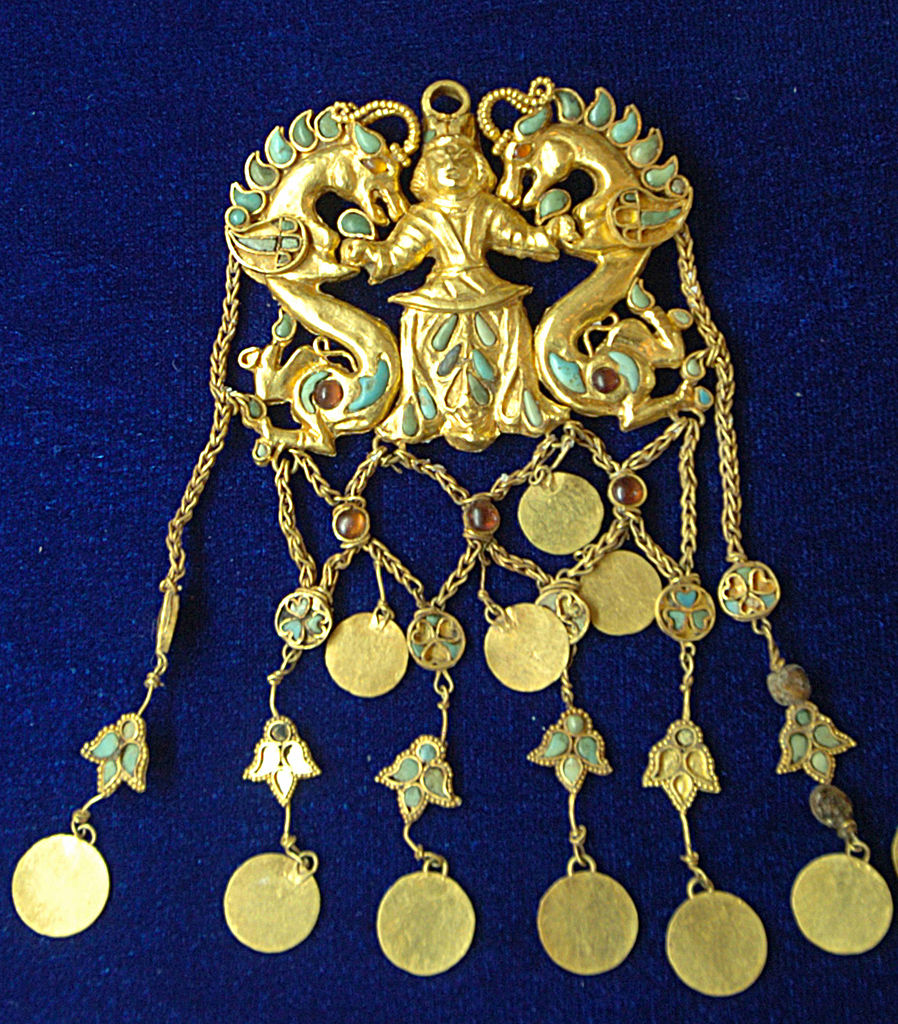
(640, 208, 679, 227)
(230, 184, 264, 213)
(576, 736, 599, 765)
(522, 390, 543, 428)
(247, 397, 264, 419)
(630, 134, 661, 165)
(290, 111, 314, 148)
(588, 91, 613, 128)
(468, 373, 490, 406)
(392, 757, 419, 783)
(609, 351, 640, 392)
(275, 313, 294, 339)
(92, 733, 119, 759)
(610, 110, 639, 144)
(337, 209, 375, 238)
(556, 88, 583, 121)
(317, 110, 340, 139)
(102, 760, 117, 785)
(675, 589, 698, 608)
(544, 732, 570, 758)
(300, 371, 329, 413)
(267, 128, 294, 166)
(247, 155, 277, 188)
(402, 403, 419, 436)
(472, 349, 495, 382)
(418, 387, 437, 420)
(353, 122, 382, 154)
(538, 188, 569, 220)
(346, 358, 390, 413)
(423, 767, 447, 797)
(431, 315, 458, 351)
(404, 785, 422, 808)
(121, 743, 140, 776)
(548, 351, 586, 394)
(437, 344, 461, 376)
(518, 106, 550, 135)
(645, 160, 676, 188)
(629, 280, 651, 309)
(474, 313, 496, 346)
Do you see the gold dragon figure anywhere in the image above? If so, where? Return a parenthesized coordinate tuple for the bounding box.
(478, 78, 713, 430)
(224, 99, 419, 455)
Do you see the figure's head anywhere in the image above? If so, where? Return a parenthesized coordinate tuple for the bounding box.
(411, 136, 496, 201)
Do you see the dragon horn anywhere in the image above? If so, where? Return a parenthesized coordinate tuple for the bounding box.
(476, 77, 555, 144)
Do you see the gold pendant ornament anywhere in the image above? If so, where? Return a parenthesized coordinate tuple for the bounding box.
(12, 76, 892, 994)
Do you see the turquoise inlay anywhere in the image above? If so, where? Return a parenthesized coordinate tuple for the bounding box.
(562, 756, 581, 784)
(418, 743, 437, 762)
(697, 387, 712, 406)
(610, 110, 638, 144)
(813, 724, 841, 748)
(431, 315, 458, 351)
(300, 371, 329, 413)
(275, 314, 294, 339)
(423, 129, 436, 142)
(795, 708, 812, 726)
(723, 599, 740, 615)
(641, 208, 679, 226)
(267, 128, 293, 166)
(677, 728, 695, 746)
(629, 280, 651, 309)
(736, 567, 752, 580)
(548, 351, 586, 393)
(468, 373, 490, 406)
(353, 122, 382, 154)
(556, 89, 583, 120)
(418, 387, 437, 419)
(248, 156, 278, 187)
(472, 350, 495, 382)
(392, 757, 419, 783)
(102, 760, 117, 785)
(231, 185, 264, 213)
(121, 721, 137, 741)
(630, 135, 660, 165)
(761, 591, 776, 607)
(290, 112, 315, 148)
(608, 351, 640, 392)
(346, 358, 390, 413)
(281, 618, 302, 641)
(402, 404, 419, 436)
(247, 398, 263, 418)
(544, 732, 570, 758)
(338, 209, 374, 237)
(403, 785, 422, 808)
(685, 357, 701, 377)
(474, 313, 496, 346)
(519, 106, 550, 135)
(789, 733, 809, 763)
(227, 207, 247, 227)
(443, 640, 462, 659)
(522, 390, 543, 428)
(811, 751, 830, 775)
(538, 188, 569, 220)
(645, 160, 676, 188)
(121, 743, 140, 776)
(667, 610, 687, 630)
(675, 589, 698, 607)
(587, 91, 612, 128)
(576, 736, 599, 765)
(671, 309, 692, 326)
(255, 441, 270, 459)
(693, 610, 710, 629)
(306, 613, 324, 636)
(566, 714, 584, 734)
(236, 234, 278, 252)
(437, 344, 461, 376)
(423, 767, 447, 797)
(92, 733, 119, 759)
(318, 110, 340, 139)
(281, 237, 301, 250)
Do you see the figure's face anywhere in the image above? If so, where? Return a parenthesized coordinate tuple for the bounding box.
(427, 140, 478, 194)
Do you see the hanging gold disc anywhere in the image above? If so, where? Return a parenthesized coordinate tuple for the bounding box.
(376, 870, 476, 976)
(892, 829, 898, 878)
(12, 833, 110, 938)
(580, 550, 662, 636)
(324, 611, 408, 697)
(483, 603, 570, 692)
(791, 853, 893, 954)
(517, 472, 604, 555)
(666, 890, 767, 997)
(537, 870, 638, 975)
(223, 852, 320, 953)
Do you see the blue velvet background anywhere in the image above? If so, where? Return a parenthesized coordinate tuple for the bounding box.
(2, 2, 896, 1021)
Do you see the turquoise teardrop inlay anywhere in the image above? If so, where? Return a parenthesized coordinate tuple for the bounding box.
(671, 309, 692, 326)
(392, 758, 419, 783)
(230, 185, 264, 213)
(92, 733, 119, 759)
(608, 351, 640, 392)
(522, 390, 543, 428)
(544, 732, 570, 758)
(629, 280, 651, 309)
(102, 760, 117, 785)
(790, 732, 809, 763)
(338, 209, 375, 238)
(610, 110, 638, 144)
(423, 129, 436, 142)
(423, 767, 447, 797)
(562, 756, 581, 783)
(795, 708, 812, 726)
(556, 89, 583, 120)
(353, 122, 382, 154)
(576, 736, 599, 765)
(811, 751, 830, 775)
(402, 403, 419, 436)
(697, 387, 712, 406)
(418, 743, 437, 762)
(548, 351, 586, 393)
(538, 188, 569, 220)
(474, 313, 496, 346)
(121, 743, 140, 776)
(431, 315, 458, 351)
(247, 156, 277, 187)
(300, 371, 329, 413)
(267, 128, 293, 166)
(566, 714, 584, 734)
(247, 398, 263, 418)
(472, 350, 495, 382)
(275, 313, 294, 338)
(121, 720, 137, 741)
(346, 358, 390, 412)
(418, 387, 437, 420)
(630, 134, 660, 165)
(318, 110, 340, 139)
(645, 160, 676, 188)
(813, 724, 841, 748)
(290, 112, 314, 148)
(588, 91, 613, 128)
(437, 344, 461, 376)
(468, 373, 490, 406)
(518, 106, 549, 135)
(685, 357, 701, 377)
(403, 785, 422, 808)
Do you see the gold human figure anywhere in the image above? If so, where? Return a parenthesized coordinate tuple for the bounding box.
(341, 82, 571, 452)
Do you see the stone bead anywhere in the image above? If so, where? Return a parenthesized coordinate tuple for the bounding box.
(591, 366, 621, 394)
(271, 722, 289, 742)
(333, 506, 369, 542)
(313, 378, 344, 410)
(766, 663, 812, 706)
(464, 497, 500, 534)
(809, 784, 855, 832)
(609, 474, 646, 506)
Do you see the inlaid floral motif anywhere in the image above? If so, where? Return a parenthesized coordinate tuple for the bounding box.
(528, 707, 611, 794)
(776, 701, 855, 784)
(642, 719, 720, 813)
(81, 713, 149, 797)
(243, 716, 320, 806)
(376, 735, 460, 825)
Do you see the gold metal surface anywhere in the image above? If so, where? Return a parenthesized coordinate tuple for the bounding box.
(535, 585, 591, 643)
(791, 853, 892, 955)
(376, 869, 475, 976)
(893, 829, 898, 878)
(223, 852, 320, 953)
(666, 890, 767, 997)
(537, 870, 638, 974)
(324, 611, 408, 697)
(12, 834, 110, 938)
(579, 549, 662, 635)
(483, 602, 570, 692)
(517, 471, 603, 555)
